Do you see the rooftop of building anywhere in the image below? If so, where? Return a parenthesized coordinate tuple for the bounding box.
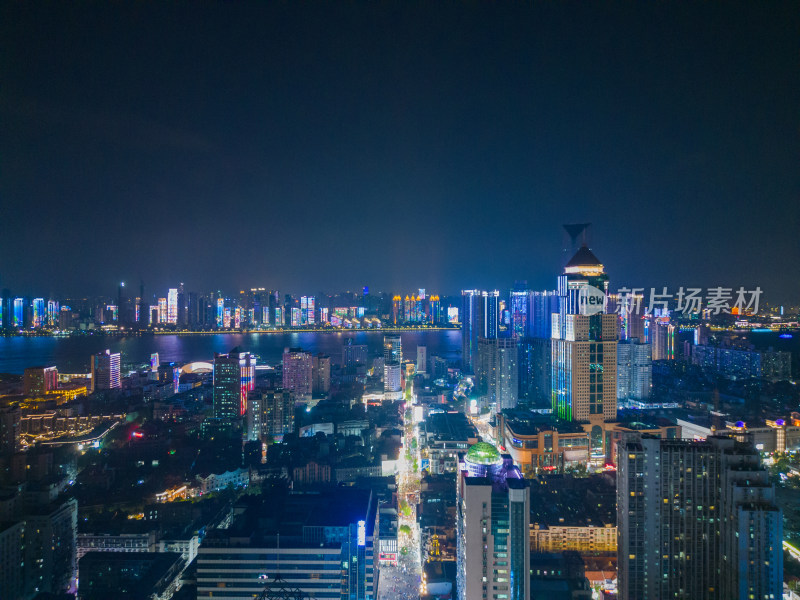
(424, 411, 478, 441)
(530, 474, 616, 528)
(204, 485, 376, 547)
(465, 442, 502, 466)
(503, 412, 586, 436)
(565, 245, 603, 269)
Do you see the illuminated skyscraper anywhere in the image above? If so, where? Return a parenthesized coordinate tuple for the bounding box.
(392, 295, 402, 324)
(551, 245, 618, 460)
(383, 334, 402, 363)
(157, 298, 167, 324)
(384, 361, 402, 399)
(301, 296, 309, 325)
(461, 290, 481, 374)
(32, 298, 45, 328)
(47, 300, 59, 327)
(477, 336, 518, 412)
(167, 288, 178, 324)
(307, 296, 315, 325)
(480, 291, 499, 338)
(213, 350, 256, 420)
(91, 349, 121, 392)
(617, 339, 652, 402)
(282, 347, 312, 402)
(24, 366, 58, 396)
(457, 443, 529, 600)
(416, 345, 427, 373)
(429, 295, 441, 325)
(12, 298, 24, 328)
(509, 293, 527, 338)
(216, 297, 224, 328)
(649, 316, 675, 360)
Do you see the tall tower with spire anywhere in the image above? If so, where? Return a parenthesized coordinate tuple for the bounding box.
(551, 241, 619, 462)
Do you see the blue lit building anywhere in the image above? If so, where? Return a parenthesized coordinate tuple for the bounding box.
(197, 487, 377, 600)
(461, 290, 481, 374)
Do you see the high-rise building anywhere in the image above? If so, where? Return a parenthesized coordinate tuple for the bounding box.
(509, 288, 529, 338)
(24, 498, 79, 596)
(167, 288, 178, 324)
(384, 361, 402, 392)
(0, 404, 21, 454)
(46, 300, 59, 327)
(416, 345, 427, 374)
(177, 284, 187, 327)
(383, 334, 402, 363)
(457, 443, 529, 600)
(213, 351, 256, 420)
(552, 246, 617, 424)
(342, 341, 369, 368)
(616, 339, 652, 402)
(196, 488, 376, 600)
(618, 436, 782, 600)
(91, 350, 121, 392)
(461, 290, 481, 374)
(282, 347, 312, 402)
(157, 297, 167, 324)
(215, 297, 224, 328)
(31, 297, 45, 328)
(12, 297, 24, 328)
(312, 354, 331, 395)
(480, 290, 499, 338)
(648, 316, 675, 361)
(0, 521, 24, 598)
(477, 337, 518, 412)
(429, 295, 441, 324)
(23, 366, 58, 396)
(246, 388, 294, 442)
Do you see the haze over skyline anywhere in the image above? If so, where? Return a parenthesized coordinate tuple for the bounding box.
(2, 3, 798, 301)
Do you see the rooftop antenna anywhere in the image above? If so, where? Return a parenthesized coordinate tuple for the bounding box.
(257, 531, 304, 600)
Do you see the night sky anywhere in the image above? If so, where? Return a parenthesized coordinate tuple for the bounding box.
(2, 3, 798, 302)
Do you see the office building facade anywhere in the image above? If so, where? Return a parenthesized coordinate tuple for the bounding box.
(282, 347, 313, 402)
(213, 351, 256, 420)
(617, 436, 782, 600)
(616, 339, 652, 401)
(477, 336, 518, 413)
(457, 443, 529, 600)
(91, 350, 121, 392)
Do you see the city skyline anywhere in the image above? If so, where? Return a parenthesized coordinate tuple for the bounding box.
(2, 3, 799, 300)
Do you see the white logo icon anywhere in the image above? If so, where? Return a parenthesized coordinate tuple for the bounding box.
(579, 285, 606, 316)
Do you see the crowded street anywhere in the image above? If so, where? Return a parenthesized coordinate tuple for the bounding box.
(378, 390, 422, 599)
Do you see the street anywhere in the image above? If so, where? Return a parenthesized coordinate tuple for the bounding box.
(378, 387, 422, 599)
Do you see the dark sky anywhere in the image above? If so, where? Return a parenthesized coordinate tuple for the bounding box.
(2, 2, 799, 302)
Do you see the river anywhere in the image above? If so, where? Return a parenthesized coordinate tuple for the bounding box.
(0, 330, 463, 374)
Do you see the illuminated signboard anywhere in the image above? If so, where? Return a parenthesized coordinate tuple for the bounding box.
(357, 520, 366, 546)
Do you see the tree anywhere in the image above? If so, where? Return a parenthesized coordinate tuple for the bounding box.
(398, 524, 411, 536)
